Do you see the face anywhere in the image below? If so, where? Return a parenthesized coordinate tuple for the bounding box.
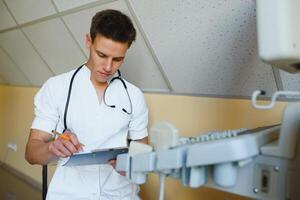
(85, 34, 129, 86)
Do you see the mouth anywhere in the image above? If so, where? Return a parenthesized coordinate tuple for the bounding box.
(97, 71, 111, 78)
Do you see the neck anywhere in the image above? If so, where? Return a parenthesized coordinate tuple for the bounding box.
(85, 62, 108, 91)
(91, 78, 108, 91)
(85, 60, 92, 71)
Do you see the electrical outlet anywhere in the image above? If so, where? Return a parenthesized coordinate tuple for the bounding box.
(7, 142, 17, 151)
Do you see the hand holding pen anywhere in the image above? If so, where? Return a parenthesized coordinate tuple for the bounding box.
(48, 130, 84, 158)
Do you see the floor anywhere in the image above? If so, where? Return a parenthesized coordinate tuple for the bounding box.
(0, 164, 253, 200)
(0, 166, 41, 200)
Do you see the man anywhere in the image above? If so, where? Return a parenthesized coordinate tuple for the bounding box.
(25, 9, 148, 200)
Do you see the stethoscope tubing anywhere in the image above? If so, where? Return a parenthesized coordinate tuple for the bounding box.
(63, 64, 132, 132)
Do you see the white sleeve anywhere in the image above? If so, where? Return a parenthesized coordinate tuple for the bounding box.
(128, 91, 148, 140)
(31, 78, 59, 134)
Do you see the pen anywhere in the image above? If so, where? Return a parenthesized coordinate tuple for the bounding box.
(51, 130, 85, 147)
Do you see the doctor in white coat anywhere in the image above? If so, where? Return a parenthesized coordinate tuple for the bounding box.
(25, 9, 148, 200)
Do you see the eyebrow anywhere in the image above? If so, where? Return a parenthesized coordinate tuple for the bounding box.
(96, 50, 125, 60)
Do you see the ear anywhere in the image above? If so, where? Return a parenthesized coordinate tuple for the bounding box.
(85, 33, 92, 49)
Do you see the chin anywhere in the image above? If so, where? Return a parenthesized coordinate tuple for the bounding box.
(96, 77, 108, 83)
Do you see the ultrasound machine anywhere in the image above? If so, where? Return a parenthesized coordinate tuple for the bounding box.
(116, 1, 300, 199)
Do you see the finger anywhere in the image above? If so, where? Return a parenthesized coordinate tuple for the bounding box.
(118, 171, 126, 176)
(108, 159, 116, 164)
(49, 142, 64, 157)
(55, 139, 72, 156)
(68, 134, 80, 148)
(49, 142, 68, 157)
(52, 147, 66, 157)
(61, 139, 78, 154)
(64, 132, 82, 151)
(108, 159, 116, 168)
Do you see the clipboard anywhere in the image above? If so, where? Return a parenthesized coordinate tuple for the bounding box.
(62, 147, 128, 166)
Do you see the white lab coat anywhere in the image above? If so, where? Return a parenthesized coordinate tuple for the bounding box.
(31, 65, 148, 200)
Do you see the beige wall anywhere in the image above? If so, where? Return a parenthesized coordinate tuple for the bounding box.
(0, 86, 4, 161)
(0, 85, 41, 182)
(0, 85, 287, 199)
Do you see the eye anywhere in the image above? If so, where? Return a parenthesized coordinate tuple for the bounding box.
(97, 52, 106, 58)
(113, 57, 124, 62)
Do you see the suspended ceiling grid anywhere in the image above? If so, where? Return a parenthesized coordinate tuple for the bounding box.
(0, 0, 299, 97)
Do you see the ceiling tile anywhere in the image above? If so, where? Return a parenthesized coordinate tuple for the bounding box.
(0, 1, 17, 30)
(279, 70, 300, 91)
(23, 18, 86, 74)
(63, 0, 169, 91)
(4, 0, 57, 24)
(0, 48, 30, 86)
(52, 0, 98, 12)
(129, 0, 277, 97)
(0, 29, 53, 86)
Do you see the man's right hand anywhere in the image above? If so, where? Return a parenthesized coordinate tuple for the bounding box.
(48, 131, 83, 158)
(26, 129, 85, 165)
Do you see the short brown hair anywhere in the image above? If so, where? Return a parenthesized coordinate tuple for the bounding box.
(90, 9, 136, 47)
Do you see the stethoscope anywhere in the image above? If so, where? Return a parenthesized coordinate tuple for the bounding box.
(63, 64, 132, 132)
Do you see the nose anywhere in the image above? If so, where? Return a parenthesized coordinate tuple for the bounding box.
(103, 58, 113, 72)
